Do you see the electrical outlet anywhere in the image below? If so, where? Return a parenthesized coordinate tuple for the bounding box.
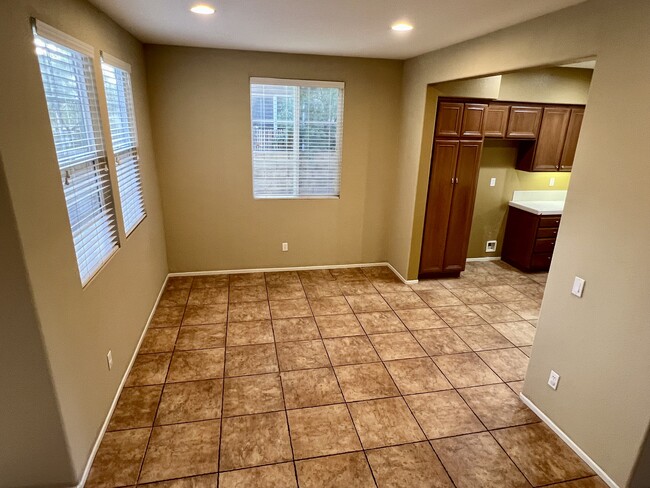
(489, 177, 496, 187)
(571, 276, 585, 297)
(281, 242, 289, 252)
(548, 370, 560, 390)
(107, 350, 113, 371)
(549, 177, 556, 187)
(485, 240, 497, 253)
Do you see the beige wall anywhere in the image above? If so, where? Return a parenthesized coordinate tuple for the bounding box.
(0, 0, 168, 483)
(389, 0, 650, 485)
(145, 45, 403, 272)
(468, 143, 571, 258)
(498, 67, 593, 104)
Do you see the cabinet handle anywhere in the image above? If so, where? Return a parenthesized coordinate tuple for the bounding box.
(455, 177, 459, 184)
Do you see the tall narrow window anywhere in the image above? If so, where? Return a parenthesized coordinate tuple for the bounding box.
(250, 78, 344, 199)
(101, 54, 146, 235)
(33, 20, 119, 285)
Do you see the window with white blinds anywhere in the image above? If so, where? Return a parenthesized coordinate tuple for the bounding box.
(250, 78, 344, 199)
(101, 54, 146, 235)
(33, 20, 119, 286)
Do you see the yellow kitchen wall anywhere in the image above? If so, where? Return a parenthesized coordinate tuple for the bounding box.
(145, 45, 403, 272)
(467, 142, 571, 258)
(0, 0, 168, 483)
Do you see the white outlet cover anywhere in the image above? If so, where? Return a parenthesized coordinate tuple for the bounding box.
(489, 177, 496, 187)
(549, 177, 556, 186)
(281, 242, 289, 252)
(571, 277, 585, 297)
(485, 240, 497, 252)
(548, 370, 560, 390)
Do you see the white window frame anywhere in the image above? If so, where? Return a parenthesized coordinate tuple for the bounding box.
(250, 77, 345, 200)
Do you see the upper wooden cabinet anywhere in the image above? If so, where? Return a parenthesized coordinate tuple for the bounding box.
(560, 108, 585, 172)
(506, 105, 543, 138)
(460, 103, 488, 137)
(435, 102, 464, 138)
(528, 107, 572, 171)
(483, 104, 510, 137)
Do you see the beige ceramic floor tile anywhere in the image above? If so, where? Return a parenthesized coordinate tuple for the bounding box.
(192, 275, 229, 288)
(139, 420, 220, 483)
(315, 314, 365, 338)
(503, 299, 541, 321)
(491, 321, 537, 346)
(412, 328, 471, 356)
(108, 385, 162, 431)
(276, 340, 330, 371)
(219, 463, 297, 488)
(140, 473, 218, 487)
(434, 305, 488, 327)
(348, 397, 426, 449)
(493, 423, 594, 486)
(450, 287, 497, 305)
(482, 285, 529, 302)
(220, 411, 292, 471)
(229, 284, 268, 303)
(150, 306, 185, 328)
(334, 362, 399, 402)
(158, 288, 190, 307)
(269, 298, 312, 319)
(346, 293, 391, 313)
(287, 404, 362, 459)
(416, 289, 463, 308)
(458, 383, 538, 430)
(229, 272, 265, 287)
(395, 308, 447, 330)
(188, 286, 229, 305)
(225, 344, 278, 377)
(366, 442, 454, 488)
(295, 452, 376, 488)
(369, 332, 427, 361)
(309, 296, 353, 316)
(478, 348, 529, 382)
(323, 336, 380, 365)
(266, 283, 306, 301)
(453, 324, 514, 351)
(381, 291, 427, 310)
(384, 357, 452, 395)
(226, 320, 274, 346)
(86, 428, 150, 488)
(126, 353, 171, 386)
(469, 303, 523, 324)
(228, 301, 271, 322)
(165, 276, 193, 290)
(265, 271, 301, 286)
(405, 390, 485, 439)
(182, 304, 228, 325)
(281, 367, 344, 409)
(272, 317, 320, 342)
(222, 373, 284, 417)
(356, 311, 407, 334)
(167, 348, 225, 382)
(338, 280, 377, 295)
(432, 432, 532, 488)
(176, 324, 226, 350)
(140, 328, 179, 353)
(155, 379, 222, 425)
(433, 353, 502, 388)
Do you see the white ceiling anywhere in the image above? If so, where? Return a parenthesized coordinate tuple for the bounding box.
(88, 0, 586, 60)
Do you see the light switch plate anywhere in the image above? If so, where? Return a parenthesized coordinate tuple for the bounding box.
(549, 177, 556, 187)
(548, 370, 560, 390)
(282, 242, 289, 252)
(489, 177, 496, 187)
(571, 276, 585, 297)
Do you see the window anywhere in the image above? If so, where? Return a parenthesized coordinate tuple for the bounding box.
(101, 53, 146, 235)
(33, 20, 119, 286)
(250, 78, 344, 199)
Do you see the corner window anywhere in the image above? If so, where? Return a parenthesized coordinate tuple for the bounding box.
(250, 78, 344, 199)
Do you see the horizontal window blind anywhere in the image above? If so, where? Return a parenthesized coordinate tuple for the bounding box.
(101, 55, 146, 235)
(250, 78, 344, 199)
(34, 20, 119, 286)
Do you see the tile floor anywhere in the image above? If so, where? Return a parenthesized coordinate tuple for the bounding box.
(86, 261, 607, 488)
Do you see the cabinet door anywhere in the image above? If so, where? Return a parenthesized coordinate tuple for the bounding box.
(435, 102, 464, 138)
(442, 140, 483, 273)
(484, 104, 510, 137)
(532, 107, 571, 171)
(560, 108, 585, 172)
(460, 103, 487, 137)
(419, 140, 460, 275)
(506, 106, 543, 138)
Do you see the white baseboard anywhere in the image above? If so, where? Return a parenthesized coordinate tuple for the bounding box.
(76, 275, 169, 488)
(466, 256, 501, 262)
(519, 393, 619, 488)
(169, 261, 419, 286)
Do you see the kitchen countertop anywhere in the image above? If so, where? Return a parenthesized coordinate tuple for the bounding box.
(509, 190, 566, 216)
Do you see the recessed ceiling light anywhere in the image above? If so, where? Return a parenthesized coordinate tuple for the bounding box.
(190, 5, 215, 14)
(391, 22, 414, 32)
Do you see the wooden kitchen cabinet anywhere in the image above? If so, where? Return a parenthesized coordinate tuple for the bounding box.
(506, 105, 543, 138)
(501, 207, 561, 272)
(460, 103, 488, 137)
(560, 108, 585, 171)
(420, 139, 483, 276)
(523, 107, 572, 171)
(483, 104, 510, 137)
(435, 102, 464, 138)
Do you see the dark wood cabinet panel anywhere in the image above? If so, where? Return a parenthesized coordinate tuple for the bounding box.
(419, 140, 460, 275)
(442, 140, 483, 272)
(560, 108, 585, 172)
(435, 102, 464, 138)
(502, 207, 561, 272)
(529, 107, 571, 171)
(460, 103, 488, 137)
(483, 104, 510, 137)
(506, 106, 543, 139)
